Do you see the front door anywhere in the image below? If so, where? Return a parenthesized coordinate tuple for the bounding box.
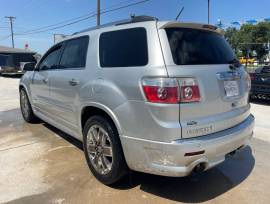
(30, 44, 62, 115)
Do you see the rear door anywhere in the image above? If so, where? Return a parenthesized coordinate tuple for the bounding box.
(49, 36, 89, 129)
(159, 25, 250, 139)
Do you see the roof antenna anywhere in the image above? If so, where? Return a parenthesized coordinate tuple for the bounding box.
(130, 14, 136, 19)
(175, 6, 184, 21)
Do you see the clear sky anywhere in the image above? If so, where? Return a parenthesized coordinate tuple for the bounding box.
(0, 0, 270, 54)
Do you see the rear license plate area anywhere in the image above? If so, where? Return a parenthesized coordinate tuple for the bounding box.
(224, 80, 239, 97)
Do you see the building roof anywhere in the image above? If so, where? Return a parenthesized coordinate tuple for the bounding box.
(0, 45, 36, 54)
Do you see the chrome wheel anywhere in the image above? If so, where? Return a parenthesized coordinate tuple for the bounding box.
(86, 125, 113, 175)
(20, 90, 30, 119)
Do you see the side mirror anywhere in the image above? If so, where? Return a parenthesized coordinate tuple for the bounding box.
(23, 62, 36, 71)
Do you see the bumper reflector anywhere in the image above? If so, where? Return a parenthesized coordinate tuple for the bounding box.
(184, 150, 205, 157)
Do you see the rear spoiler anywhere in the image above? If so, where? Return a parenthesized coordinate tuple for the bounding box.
(159, 21, 224, 35)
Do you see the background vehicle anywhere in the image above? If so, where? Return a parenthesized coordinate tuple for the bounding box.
(250, 65, 270, 99)
(0, 45, 38, 75)
(19, 16, 254, 185)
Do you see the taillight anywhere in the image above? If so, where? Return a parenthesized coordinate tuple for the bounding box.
(178, 78, 201, 102)
(142, 78, 179, 103)
(142, 78, 201, 104)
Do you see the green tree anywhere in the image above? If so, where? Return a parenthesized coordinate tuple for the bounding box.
(237, 24, 253, 57)
(224, 27, 239, 53)
(251, 22, 270, 61)
(224, 22, 270, 61)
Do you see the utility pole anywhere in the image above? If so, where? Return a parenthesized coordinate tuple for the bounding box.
(5, 16, 16, 48)
(208, 0, 210, 24)
(97, 0, 101, 26)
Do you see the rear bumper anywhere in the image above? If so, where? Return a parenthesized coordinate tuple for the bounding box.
(120, 114, 254, 177)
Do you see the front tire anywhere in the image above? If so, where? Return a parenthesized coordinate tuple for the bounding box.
(20, 88, 38, 123)
(83, 115, 128, 185)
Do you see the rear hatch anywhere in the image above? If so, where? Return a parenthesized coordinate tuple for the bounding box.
(159, 23, 250, 139)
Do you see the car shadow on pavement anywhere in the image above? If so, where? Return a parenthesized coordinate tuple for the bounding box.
(115, 147, 255, 203)
(42, 123, 83, 150)
(250, 98, 270, 106)
(0, 74, 22, 79)
(43, 122, 255, 203)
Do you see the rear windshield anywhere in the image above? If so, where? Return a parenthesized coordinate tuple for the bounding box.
(165, 28, 235, 65)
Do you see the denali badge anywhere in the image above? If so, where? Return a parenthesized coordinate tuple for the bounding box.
(187, 125, 213, 135)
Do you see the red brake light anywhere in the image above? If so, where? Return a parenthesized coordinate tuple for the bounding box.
(142, 78, 179, 103)
(142, 78, 201, 104)
(179, 78, 201, 103)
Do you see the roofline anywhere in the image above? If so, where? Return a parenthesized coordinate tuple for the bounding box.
(0, 51, 36, 54)
(72, 15, 158, 35)
(63, 16, 224, 40)
(159, 21, 224, 34)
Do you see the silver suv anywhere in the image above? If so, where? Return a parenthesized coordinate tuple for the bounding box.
(19, 16, 254, 185)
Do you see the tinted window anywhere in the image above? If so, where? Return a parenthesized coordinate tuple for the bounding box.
(59, 36, 89, 68)
(262, 66, 270, 73)
(12, 53, 36, 66)
(39, 46, 61, 70)
(165, 28, 235, 65)
(0, 54, 10, 66)
(99, 28, 148, 67)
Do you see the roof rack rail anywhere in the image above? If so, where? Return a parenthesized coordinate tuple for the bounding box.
(73, 15, 157, 35)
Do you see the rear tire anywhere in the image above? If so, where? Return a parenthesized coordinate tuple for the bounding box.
(83, 115, 128, 185)
(20, 88, 38, 123)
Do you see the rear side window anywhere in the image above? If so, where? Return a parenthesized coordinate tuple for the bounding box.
(99, 28, 148, 67)
(165, 28, 235, 65)
(59, 36, 89, 68)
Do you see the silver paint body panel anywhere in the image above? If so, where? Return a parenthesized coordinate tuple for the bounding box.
(20, 20, 254, 176)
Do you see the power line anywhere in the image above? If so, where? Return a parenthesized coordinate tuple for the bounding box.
(5, 16, 16, 48)
(0, 35, 11, 41)
(16, 0, 137, 34)
(15, 0, 150, 36)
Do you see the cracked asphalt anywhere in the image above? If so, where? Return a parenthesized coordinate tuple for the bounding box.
(0, 76, 270, 204)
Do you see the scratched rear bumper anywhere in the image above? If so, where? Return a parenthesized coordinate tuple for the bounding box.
(120, 114, 254, 177)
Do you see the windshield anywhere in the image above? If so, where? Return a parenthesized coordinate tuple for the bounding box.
(165, 28, 235, 65)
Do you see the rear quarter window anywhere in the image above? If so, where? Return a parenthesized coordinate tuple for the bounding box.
(99, 27, 148, 67)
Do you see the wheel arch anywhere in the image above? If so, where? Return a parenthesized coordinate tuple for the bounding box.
(80, 104, 122, 136)
(19, 84, 30, 98)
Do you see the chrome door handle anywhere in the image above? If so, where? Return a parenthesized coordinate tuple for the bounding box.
(43, 78, 48, 83)
(69, 79, 80, 86)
